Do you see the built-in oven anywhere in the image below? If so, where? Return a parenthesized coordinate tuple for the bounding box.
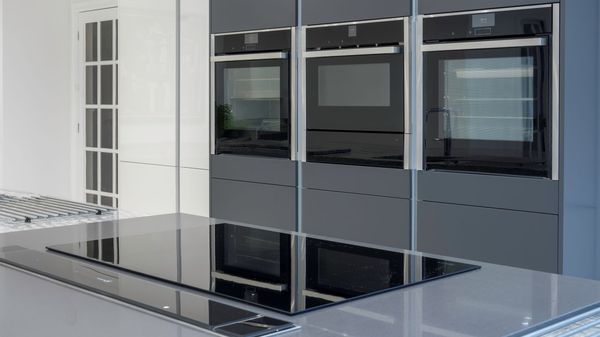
(419, 5, 559, 179)
(302, 18, 409, 168)
(211, 29, 294, 159)
(212, 223, 293, 311)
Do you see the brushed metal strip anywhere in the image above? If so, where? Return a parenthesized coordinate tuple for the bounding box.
(422, 4, 552, 18)
(211, 51, 288, 62)
(11, 201, 74, 216)
(290, 27, 297, 161)
(300, 26, 307, 162)
(23, 200, 85, 215)
(551, 4, 560, 181)
(421, 37, 547, 52)
(211, 271, 287, 292)
(415, 15, 424, 171)
(0, 201, 60, 217)
(213, 27, 291, 37)
(34, 199, 99, 214)
(0, 205, 43, 219)
(304, 46, 401, 58)
(403, 18, 410, 171)
(42, 197, 111, 211)
(306, 16, 406, 28)
(210, 34, 216, 155)
(302, 289, 345, 302)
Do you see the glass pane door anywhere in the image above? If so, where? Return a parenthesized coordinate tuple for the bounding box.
(215, 59, 290, 159)
(423, 46, 551, 177)
(83, 12, 119, 207)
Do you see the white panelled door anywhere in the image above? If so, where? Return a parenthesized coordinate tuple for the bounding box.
(79, 8, 119, 207)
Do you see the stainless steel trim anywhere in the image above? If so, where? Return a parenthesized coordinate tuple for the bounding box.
(302, 289, 345, 302)
(1, 202, 60, 217)
(210, 34, 216, 155)
(213, 27, 291, 37)
(403, 18, 410, 171)
(34, 199, 101, 214)
(24, 200, 85, 215)
(300, 26, 307, 162)
(415, 15, 424, 171)
(304, 46, 401, 58)
(290, 27, 297, 161)
(211, 271, 287, 292)
(13, 201, 74, 215)
(422, 4, 552, 18)
(0, 210, 25, 221)
(421, 37, 547, 52)
(305, 16, 405, 29)
(211, 51, 289, 63)
(552, 4, 560, 181)
(0, 205, 42, 219)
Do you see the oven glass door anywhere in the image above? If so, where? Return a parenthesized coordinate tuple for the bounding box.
(215, 59, 290, 158)
(306, 53, 405, 168)
(424, 45, 551, 177)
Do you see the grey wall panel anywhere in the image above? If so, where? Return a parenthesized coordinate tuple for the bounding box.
(418, 171, 559, 214)
(419, 0, 558, 15)
(303, 163, 411, 198)
(211, 179, 296, 231)
(211, 0, 296, 33)
(210, 155, 297, 187)
(418, 201, 559, 273)
(302, 0, 410, 25)
(302, 189, 410, 249)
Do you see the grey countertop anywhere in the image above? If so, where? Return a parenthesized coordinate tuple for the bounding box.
(1, 213, 600, 337)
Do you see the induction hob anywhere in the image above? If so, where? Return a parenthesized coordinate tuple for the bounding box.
(46, 222, 480, 315)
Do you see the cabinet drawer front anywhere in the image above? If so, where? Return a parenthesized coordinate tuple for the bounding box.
(211, 155, 297, 187)
(211, 179, 296, 231)
(211, 0, 296, 33)
(303, 189, 410, 249)
(418, 201, 558, 273)
(302, 0, 410, 25)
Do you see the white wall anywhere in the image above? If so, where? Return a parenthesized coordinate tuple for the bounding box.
(1, 0, 73, 198)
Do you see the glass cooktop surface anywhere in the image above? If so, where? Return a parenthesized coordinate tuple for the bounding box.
(46, 222, 480, 315)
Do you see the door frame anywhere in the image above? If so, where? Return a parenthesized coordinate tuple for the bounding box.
(71, 0, 117, 202)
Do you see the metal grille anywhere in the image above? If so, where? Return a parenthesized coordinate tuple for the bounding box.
(0, 194, 113, 223)
(524, 307, 600, 337)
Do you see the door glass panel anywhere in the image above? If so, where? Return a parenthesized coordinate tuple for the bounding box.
(86, 66, 98, 105)
(85, 23, 98, 62)
(86, 151, 98, 190)
(86, 194, 98, 204)
(318, 63, 390, 107)
(101, 153, 113, 193)
(101, 109, 113, 149)
(101, 196, 113, 207)
(86, 109, 97, 147)
(441, 57, 534, 142)
(101, 65, 113, 105)
(100, 20, 113, 61)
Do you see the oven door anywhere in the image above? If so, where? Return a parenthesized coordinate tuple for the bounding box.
(214, 56, 290, 159)
(305, 48, 406, 168)
(423, 37, 552, 177)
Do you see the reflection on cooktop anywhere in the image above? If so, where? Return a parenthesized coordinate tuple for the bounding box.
(0, 246, 295, 337)
(47, 223, 480, 315)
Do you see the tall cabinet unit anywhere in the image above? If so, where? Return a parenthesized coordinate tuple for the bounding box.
(416, 1, 561, 273)
(299, 0, 412, 249)
(209, 0, 298, 231)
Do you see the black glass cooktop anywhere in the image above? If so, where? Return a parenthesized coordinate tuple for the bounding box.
(46, 222, 480, 315)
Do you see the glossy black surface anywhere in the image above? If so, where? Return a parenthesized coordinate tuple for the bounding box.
(214, 30, 291, 55)
(47, 223, 480, 315)
(423, 8, 552, 42)
(423, 46, 551, 177)
(0, 246, 295, 337)
(305, 52, 405, 168)
(215, 59, 291, 158)
(306, 20, 404, 51)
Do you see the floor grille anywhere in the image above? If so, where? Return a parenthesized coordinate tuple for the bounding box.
(524, 307, 600, 337)
(0, 194, 112, 223)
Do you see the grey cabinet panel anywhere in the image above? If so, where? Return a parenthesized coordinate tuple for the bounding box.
(302, 0, 410, 25)
(417, 201, 558, 273)
(419, 0, 558, 15)
(303, 162, 411, 198)
(210, 155, 297, 187)
(211, 178, 296, 231)
(302, 189, 410, 249)
(418, 171, 559, 214)
(211, 0, 296, 33)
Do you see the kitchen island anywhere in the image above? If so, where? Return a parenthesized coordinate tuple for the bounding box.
(0, 213, 599, 337)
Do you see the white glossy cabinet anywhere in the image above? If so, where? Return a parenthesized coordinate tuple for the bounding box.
(180, 167, 209, 216)
(119, 161, 176, 215)
(119, 0, 177, 166)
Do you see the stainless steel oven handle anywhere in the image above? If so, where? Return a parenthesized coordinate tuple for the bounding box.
(421, 37, 547, 52)
(211, 271, 287, 292)
(304, 46, 402, 58)
(211, 51, 289, 62)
